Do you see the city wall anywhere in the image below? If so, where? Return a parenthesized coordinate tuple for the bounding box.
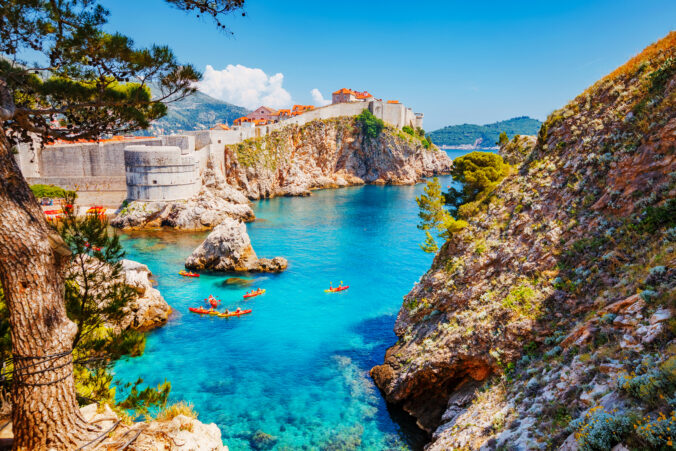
(15, 99, 423, 205)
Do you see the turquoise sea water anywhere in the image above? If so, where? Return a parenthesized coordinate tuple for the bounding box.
(114, 153, 467, 450)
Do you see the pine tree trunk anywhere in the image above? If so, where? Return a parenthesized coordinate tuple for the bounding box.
(0, 128, 94, 449)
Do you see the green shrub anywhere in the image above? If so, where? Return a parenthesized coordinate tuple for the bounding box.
(402, 125, 415, 136)
(502, 283, 540, 319)
(355, 109, 384, 140)
(498, 131, 508, 146)
(618, 356, 676, 406)
(633, 411, 676, 448)
(30, 184, 76, 200)
(570, 406, 631, 450)
(444, 151, 511, 216)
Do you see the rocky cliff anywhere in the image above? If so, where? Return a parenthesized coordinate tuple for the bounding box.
(372, 32, 676, 449)
(222, 117, 452, 199)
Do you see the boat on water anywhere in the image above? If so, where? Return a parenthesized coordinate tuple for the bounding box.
(188, 307, 252, 318)
(180, 270, 200, 277)
(243, 289, 265, 299)
(325, 285, 349, 293)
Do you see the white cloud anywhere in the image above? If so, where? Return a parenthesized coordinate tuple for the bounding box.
(197, 64, 292, 110)
(311, 88, 331, 106)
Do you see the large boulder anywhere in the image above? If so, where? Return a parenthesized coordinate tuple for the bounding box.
(185, 218, 287, 273)
(120, 259, 172, 331)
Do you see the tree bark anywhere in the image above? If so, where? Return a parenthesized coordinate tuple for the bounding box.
(0, 128, 95, 449)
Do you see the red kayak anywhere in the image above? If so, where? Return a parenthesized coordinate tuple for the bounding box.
(243, 289, 265, 299)
(180, 270, 200, 277)
(325, 286, 349, 293)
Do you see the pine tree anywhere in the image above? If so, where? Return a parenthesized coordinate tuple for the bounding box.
(416, 178, 468, 253)
(0, 1, 245, 448)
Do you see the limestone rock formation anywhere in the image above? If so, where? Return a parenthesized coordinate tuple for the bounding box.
(372, 32, 676, 449)
(222, 118, 452, 199)
(120, 259, 172, 331)
(185, 217, 287, 272)
(79, 403, 228, 451)
(111, 165, 255, 230)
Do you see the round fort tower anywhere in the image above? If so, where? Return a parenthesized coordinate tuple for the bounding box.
(124, 145, 200, 201)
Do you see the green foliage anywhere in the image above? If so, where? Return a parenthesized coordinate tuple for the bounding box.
(416, 178, 468, 252)
(116, 378, 172, 419)
(0, 0, 207, 146)
(640, 198, 676, 233)
(444, 151, 511, 217)
(618, 356, 676, 407)
(498, 131, 508, 146)
(502, 283, 540, 319)
(648, 56, 676, 96)
(420, 231, 439, 253)
(30, 184, 77, 200)
(402, 125, 415, 136)
(0, 193, 152, 408)
(570, 406, 631, 451)
(428, 116, 541, 147)
(633, 411, 676, 449)
(356, 109, 384, 140)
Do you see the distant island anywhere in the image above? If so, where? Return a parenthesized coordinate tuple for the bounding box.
(429, 116, 542, 148)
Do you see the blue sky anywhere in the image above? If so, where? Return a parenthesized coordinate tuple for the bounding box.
(102, 0, 675, 130)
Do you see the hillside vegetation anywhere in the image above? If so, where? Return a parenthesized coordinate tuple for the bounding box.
(372, 32, 676, 450)
(429, 116, 542, 147)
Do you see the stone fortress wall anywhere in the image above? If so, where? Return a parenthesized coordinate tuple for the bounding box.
(15, 99, 424, 205)
(124, 145, 201, 201)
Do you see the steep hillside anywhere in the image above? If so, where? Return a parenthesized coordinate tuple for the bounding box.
(147, 89, 249, 134)
(429, 116, 542, 147)
(372, 33, 676, 449)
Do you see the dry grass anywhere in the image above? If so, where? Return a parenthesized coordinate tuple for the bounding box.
(155, 401, 198, 421)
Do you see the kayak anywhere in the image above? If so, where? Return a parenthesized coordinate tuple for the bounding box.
(188, 307, 252, 318)
(243, 289, 265, 299)
(180, 271, 200, 277)
(325, 286, 349, 293)
(215, 309, 252, 318)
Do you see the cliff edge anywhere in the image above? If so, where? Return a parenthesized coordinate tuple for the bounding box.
(372, 32, 676, 449)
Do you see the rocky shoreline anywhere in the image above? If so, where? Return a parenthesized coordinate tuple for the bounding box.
(112, 117, 452, 232)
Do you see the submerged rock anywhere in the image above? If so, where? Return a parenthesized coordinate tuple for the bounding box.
(220, 277, 256, 287)
(185, 217, 287, 273)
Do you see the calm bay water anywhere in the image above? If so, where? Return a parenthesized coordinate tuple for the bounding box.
(114, 152, 466, 450)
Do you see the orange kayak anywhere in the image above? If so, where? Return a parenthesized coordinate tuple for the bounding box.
(325, 286, 349, 293)
(180, 271, 200, 277)
(243, 289, 265, 299)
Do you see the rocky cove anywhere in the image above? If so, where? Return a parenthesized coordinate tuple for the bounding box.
(371, 33, 676, 450)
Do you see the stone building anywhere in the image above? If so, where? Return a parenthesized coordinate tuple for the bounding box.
(124, 145, 200, 201)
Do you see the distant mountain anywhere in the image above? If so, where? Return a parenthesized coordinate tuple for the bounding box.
(145, 89, 250, 135)
(429, 116, 542, 147)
